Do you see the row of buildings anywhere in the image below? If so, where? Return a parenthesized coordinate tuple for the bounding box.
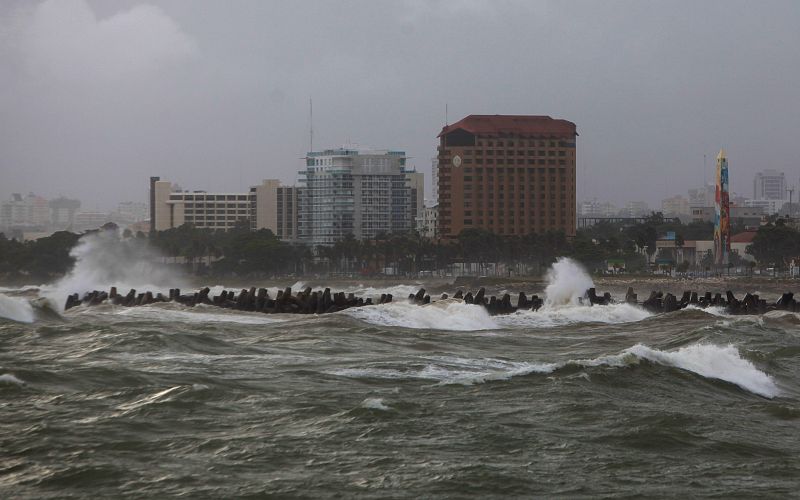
(0, 193, 149, 239)
(150, 115, 580, 244)
(151, 147, 425, 246)
(581, 169, 796, 225)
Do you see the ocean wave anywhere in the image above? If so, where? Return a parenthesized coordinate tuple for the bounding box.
(109, 304, 287, 325)
(329, 356, 558, 386)
(343, 300, 500, 331)
(329, 343, 778, 397)
(0, 373, 26, 385)
(497, 303, 651, 328)
(361, 397, 392, 410)
(0, 293, 35, 323)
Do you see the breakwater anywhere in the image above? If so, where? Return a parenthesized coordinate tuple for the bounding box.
(62, 285, 799, 316)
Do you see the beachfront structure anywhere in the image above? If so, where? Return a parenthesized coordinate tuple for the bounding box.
(436, 115, 577, 238)
(150, 177, 297, 239)
(714, 149, 731, 265)
(297, 147, 419, 246)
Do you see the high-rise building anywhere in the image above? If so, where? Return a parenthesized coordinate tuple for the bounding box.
(436, 115, 577, 238)
(298, 147, 417, 246)
(753, 169, 786, 200)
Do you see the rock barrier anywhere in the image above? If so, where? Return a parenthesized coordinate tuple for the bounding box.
(63, 286, 799, 316)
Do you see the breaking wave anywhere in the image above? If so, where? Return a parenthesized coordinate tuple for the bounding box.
(497, 302, 651, 327)
(329, 343, 778, 398)
(0, 293, 35, 323)
(343, 300, 500, 331)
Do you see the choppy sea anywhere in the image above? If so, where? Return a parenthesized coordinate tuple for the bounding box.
(1, 273, 799, 498)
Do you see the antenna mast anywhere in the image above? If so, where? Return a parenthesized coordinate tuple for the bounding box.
(309, 98, 313, 152)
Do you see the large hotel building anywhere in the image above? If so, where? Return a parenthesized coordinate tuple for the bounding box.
(437, 115, 577, 238)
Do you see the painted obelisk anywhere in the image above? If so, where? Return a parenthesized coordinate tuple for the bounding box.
(714, 149, 730, 265)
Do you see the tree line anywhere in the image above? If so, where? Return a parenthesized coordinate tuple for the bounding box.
(1, 214, 799, 281)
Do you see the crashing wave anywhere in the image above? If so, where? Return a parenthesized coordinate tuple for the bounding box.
(329, 343, 778, 398)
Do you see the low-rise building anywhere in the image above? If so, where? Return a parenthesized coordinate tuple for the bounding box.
(150, 177, 298, 238)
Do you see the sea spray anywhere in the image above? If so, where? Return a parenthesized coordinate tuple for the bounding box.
(42, 230, 188, 310)
(0, 294, 35, 323)
(544, 257, 595, 306)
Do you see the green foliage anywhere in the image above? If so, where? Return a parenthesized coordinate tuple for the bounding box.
(0, 231, 81, 280)
(746, 224, 800, 268)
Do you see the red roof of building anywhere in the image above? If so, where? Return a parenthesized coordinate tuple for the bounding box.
(438, 115, 577, 138)
(731, 231, 757, 243)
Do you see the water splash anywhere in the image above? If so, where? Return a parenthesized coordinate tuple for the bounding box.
(0, 293, 35, 323)
(41, 230, 188, 310)
(544, 257, 594, 306)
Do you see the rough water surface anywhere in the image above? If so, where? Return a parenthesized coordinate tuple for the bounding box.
(1, 281, 799, 498)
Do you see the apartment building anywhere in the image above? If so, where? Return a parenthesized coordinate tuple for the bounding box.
(297, 147, 419, 246)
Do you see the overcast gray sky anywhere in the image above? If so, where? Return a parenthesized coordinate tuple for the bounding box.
(1, 0, 799, 210)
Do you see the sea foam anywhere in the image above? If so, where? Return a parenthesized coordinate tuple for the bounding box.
(344, 300, 499, 331)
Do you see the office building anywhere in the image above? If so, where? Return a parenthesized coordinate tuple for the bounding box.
(298, 147, 418, 246)
(436, 115, 577, 238)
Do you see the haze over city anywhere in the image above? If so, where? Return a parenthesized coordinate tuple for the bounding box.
(2, 0, 799, 210)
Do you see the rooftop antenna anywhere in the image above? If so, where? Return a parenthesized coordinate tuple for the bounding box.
(703, 154, 707, 186)
(445, 103, 448, 126)
(309, 98, 314, 153)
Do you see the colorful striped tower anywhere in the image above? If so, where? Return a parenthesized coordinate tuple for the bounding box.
(714, 149, 730, 265)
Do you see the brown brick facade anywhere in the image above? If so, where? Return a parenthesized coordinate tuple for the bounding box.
(437, 115, 577, 238)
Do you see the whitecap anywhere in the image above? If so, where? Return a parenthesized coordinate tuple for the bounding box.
(570, 343, 779, 398)
(0, 373, 26, 385)
(343, 300, 499, 331)
(497, 302, 651, 328)
(361, 398, 391, 410)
